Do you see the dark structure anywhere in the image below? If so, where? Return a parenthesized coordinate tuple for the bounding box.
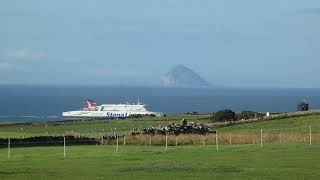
(0, 136, 98, 147)
(131, 119, 215, 135)
(298, 99, 309, 111)
(0, 135, 127, 147)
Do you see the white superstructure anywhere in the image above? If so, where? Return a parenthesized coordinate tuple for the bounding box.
(62, 100, 161, 118)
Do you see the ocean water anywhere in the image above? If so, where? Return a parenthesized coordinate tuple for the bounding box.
(0, 85, 319, 122)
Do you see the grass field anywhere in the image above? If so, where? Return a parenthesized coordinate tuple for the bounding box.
(0, 114, 320, 179)
(0, 114, 210, 138)
(219, 114, 320, 135)
(0, 114, 319, 138)
(0, 143, 319, 180)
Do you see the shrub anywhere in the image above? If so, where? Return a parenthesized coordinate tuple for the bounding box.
(236, 111, 257, 120)
(212, 109, 236, 122)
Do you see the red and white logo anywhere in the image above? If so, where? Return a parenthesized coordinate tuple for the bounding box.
(83, 100, 97, 110)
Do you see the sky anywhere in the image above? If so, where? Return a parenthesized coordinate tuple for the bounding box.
(0, 0, 319, 88)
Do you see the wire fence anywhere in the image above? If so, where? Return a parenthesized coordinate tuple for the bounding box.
(1, 126, 319, 159)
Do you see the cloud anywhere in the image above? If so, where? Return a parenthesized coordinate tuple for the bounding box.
(7, 48, 47, 60)
(298, 8, 320, 15)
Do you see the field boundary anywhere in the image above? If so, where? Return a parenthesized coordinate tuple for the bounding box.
(211, 110, 320, 128)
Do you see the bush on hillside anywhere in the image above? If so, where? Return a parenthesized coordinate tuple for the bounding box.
(236, 111, 257, 120)
(212, 109, 236, 122)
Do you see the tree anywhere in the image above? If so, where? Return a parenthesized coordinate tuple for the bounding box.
(212, 109, 236, 122)
(236, 111, 257, 120)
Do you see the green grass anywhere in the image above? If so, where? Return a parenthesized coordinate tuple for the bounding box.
(219, 114, 320, 135)
(1, 114, 320, 138)
(0, 114, 210, 138)
(0, 143, 319, 179)
(0, 114, 319, 179)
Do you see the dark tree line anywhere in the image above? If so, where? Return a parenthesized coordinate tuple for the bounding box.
(212, 110, 264, 122)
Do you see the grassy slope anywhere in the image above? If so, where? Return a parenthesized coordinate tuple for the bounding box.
(0, 143, 319, 180)
(0, 114, 210, 138)
(219, 114, 320, 135)
(1, 114, 320, 138)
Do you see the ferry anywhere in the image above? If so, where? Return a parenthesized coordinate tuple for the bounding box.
(62, 100, 162, 118)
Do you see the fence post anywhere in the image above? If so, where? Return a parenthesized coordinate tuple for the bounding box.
(176, 136, 178, 147)
(149, 136, 152, 147)
(63, 136, 66, 158)
(203, 136, 205, 147)
(216, 131, 219, 151)
(260, 129, 263, 148)
(123, 136, 126, 146)
(165, 133, 168, 151)
(101, 136, 103, 145)
(229, 135, 232, 145)
(309, 126, 312, 148)
(116, 135, 119, 152)
(8, 138, 10, 160)
(279, 131, 282, 143)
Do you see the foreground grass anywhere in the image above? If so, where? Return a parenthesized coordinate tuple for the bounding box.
(0, 143, 319, 180)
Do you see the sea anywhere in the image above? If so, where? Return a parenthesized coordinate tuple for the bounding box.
(0, 85, 319, 123)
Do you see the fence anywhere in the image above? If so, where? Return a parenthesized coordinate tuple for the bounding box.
(1, 126, 319, 159)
